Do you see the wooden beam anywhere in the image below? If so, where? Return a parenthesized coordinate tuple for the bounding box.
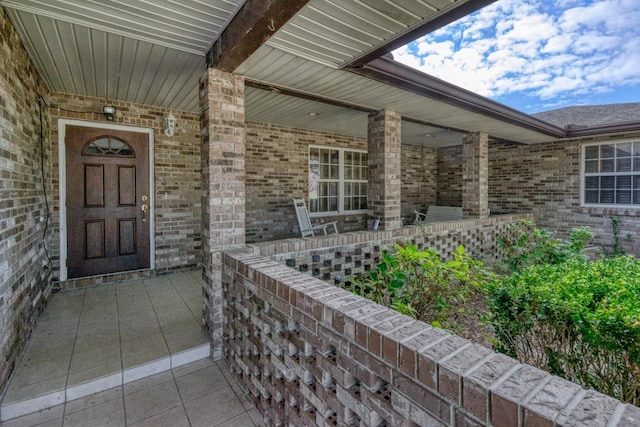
(207, 0, 310, 72)
(346, 0, 498, 68)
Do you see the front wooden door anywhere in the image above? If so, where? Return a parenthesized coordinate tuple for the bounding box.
(66, 125, 150, 278)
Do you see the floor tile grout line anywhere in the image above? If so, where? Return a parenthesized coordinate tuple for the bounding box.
(60, 287, 87, 423)
(143, 279, 173, 367)
(1, 276, 213, 424)
(169, 360, 194, 427)
(166, 272, 202, 323)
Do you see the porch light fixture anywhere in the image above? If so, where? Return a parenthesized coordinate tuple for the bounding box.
(164, 112, 176, 137)
(102, 105, 116, 121)
(308, 112, 320, 116)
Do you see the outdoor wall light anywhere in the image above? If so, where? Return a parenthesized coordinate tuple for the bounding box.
(164, 112, 176, 137)
(102, 105, 116, 120)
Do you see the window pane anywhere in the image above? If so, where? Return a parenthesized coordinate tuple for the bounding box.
(617, 158, 632, 172)
(330, 165, 339, 179)
(617, 176, 631, 189)
(329, 196, 338, 211)
(330, 182, 338, 197)
(617, 143, 632, 158)
(320, 198, 328, 212)
(585, 190, 599, 204)
(634, 158, 640, 172)
(617, 191, 631, 204)
(585, 160, 598, 173)
(601, 145, 615, 158)
(345, 197, 352, 211)
(634, 142, 640, 156)
(585, 176, 599, 190)
(344, 166, 352, 179)
(321, 150, 330, 163)
(635, 191, 640, 204)
(601, 176, 615, 189)
(600, 190, 614, 204)
(585, 146, 599, 159)
(600, 159, 615, 173)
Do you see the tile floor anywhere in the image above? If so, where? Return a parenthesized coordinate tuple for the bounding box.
(0, 271, 228, 423)
(0, 358, 265, 427)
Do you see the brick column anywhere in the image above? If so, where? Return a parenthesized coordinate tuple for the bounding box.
(199, 68, 246, 359)
(462, 131, 489, 218)
(367, 110, 402, 230)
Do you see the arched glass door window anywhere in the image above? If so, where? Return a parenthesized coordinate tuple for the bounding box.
(82, 136, 135, 157)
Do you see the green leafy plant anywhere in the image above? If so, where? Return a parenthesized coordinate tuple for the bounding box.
(610, 216, 626, 256)
(344, 243, 493, 335)
(486, 255, 640, 404)
(496, 219, 593, 273)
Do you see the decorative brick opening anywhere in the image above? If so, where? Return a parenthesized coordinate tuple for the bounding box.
(221, 237, 640, 427)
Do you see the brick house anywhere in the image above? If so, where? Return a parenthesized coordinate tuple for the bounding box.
(1, 0, 640, 425)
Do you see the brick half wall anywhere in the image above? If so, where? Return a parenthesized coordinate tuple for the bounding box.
(221, 250, 640, 427)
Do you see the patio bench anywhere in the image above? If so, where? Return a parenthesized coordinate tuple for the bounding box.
(413, 205, 463, 224)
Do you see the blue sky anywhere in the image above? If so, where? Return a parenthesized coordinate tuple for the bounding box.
(392, 0, 640, 114)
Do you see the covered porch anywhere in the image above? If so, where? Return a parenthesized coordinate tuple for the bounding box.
(2, 0, 640, 426)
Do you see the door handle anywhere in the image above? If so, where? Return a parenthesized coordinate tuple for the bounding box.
(141, 204, 149, 222)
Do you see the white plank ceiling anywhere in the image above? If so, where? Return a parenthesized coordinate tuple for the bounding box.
(1, 0, 561, 146)
(266, 0, 462, 67)
(238, 0, 565, 145)
(1, 0, 244, 112)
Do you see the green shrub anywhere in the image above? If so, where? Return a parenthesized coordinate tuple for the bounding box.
(344, 243, 493, 334)
(496, 219, 593, 273)
(486, 255, 640, 404)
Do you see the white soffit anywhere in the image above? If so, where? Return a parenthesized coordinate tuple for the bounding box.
(238, 46, 554, 144)
(0, 0, 244, 111)
(266, 0, 462, 67)
(245, 87, 465, 148)
(237, 0, 558, 144)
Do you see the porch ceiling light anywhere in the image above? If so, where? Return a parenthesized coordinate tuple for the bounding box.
(164, 112, 176, 137)
(308, 112, 320, 116)
(102, 105, 116, 121)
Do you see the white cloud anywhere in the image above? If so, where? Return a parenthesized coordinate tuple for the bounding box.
(392, 0, 640, 111)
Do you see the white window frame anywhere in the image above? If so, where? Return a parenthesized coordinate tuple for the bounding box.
(581, 139, 640, 209)
(308, 145, 368, 217)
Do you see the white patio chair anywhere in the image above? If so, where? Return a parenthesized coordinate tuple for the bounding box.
(413, 206, 463, 224)
(293, 199, 338, 237)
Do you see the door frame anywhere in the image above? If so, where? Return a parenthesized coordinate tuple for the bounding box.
(58, 119, 155, 281)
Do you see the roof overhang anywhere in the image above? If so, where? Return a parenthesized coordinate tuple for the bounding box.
(2, 0, 638, 144)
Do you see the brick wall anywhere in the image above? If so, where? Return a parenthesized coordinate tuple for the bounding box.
(436, 135, 640, 256)
(401, 144, 437, 223)
(489, 134, 640, 255)
(47, 93, 202, 286)
(245, 122, 369, 242)
(368, 110, 402, 230)
(436, 145, 463, 206)
(249, 214, 530, 284)
(199, 68, 247, 360)
(222, 248, 640, 427)
(0, 6, 52, 393)
(245, 122, 435, 241)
